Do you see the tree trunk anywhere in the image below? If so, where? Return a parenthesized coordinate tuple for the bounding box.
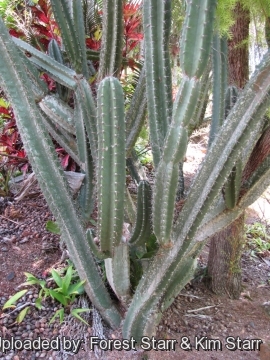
(207, 213, 245, 299)
(207, 2, 250, 298)
(227, 2, 250, 88)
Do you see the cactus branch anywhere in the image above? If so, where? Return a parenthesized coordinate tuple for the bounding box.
(143, 0, 173, 167)
(96, 77, 126, 256)
(98, 0, 123, 80)
(12, 37, 77, 89)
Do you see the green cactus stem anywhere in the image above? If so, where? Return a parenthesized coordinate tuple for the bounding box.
(126, 65, 147, 155)
(74, 91, 95, 219)
(39, 95, 75, 135)
(188, 61, 212, 135)
(40, 113, 80, 166)
(12, 37, 77, 89)
(75, 78, 98, 162)
(105, 241, 131, 305)
(98, 0, 123, 80)
(19, 51, 48, 102)
(209, 34, 228, 146)
(223, 86, 241, 209)
(96, 77, 126, 256)
(125, 187, 137, 225)
(180, 0, 217, 78)
(50, 0, 88, 77)
(86, 229, 110, 260)
(48, 39, 70, 102)
(152, 0, 217, 244)
(123, 11, 270, 342)
(129, 180, 152, 247)
(143, 0, 173, 167)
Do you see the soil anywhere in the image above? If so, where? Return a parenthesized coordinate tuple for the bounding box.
(0, 129, 270, 360)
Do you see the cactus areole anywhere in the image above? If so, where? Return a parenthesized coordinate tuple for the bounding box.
(1, 0, 270, 340)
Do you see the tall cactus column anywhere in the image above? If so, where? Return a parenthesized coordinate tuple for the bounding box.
(123, 0, 218, 340)
(153, 0, 217, 244)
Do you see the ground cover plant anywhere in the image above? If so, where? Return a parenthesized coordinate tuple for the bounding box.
(0, 0, 270, 342)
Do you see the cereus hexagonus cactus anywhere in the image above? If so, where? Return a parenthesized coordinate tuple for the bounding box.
(1, 0, 270, 340)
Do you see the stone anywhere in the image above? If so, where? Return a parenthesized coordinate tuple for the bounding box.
(6, 272, 15, 281)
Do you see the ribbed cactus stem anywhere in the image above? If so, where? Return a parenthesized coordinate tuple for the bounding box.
(223, 86, 241, 209)
(75, 79, 98, 161)
(129, 180, 152, 246)
(123, 1, 270, 340)
(105, 242, 131, 305)
(40, 113, 80, 166)
(126, 65, 147, 155)
(74, 91, 95, 219)
(152, 0, 216, 244)
(98, 0, 123, 80)
(180, 0, 217, 78)
(19, 51, 48, 102)
(39, 95, 75, 135)
(209, 34, 228, 146)
(12, 37, 77, 89)
(143, 0, 173, 167)
(50, 0, 88, 77)
(96, 77, 126, 256)
(48, 39, 70, 102)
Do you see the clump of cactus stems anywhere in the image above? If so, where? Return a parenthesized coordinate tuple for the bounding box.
(1, 0, 270, 340)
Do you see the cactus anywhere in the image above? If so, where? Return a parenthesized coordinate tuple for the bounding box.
(1, 0, 270, 341)
(209, 34, 228, 146)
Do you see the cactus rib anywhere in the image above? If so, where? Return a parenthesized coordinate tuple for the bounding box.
(143, 0, 173, 167)
(180, 0, 217, 78)
(98, 0, 123, 80)
(48, 39, 70, 102)
(12, 37, 77, 89)
(209, 34, 228, 146)
(74, 91, 95, 219)
(50, 0, 88, 77)
(75, 78, 98, 161)
(105, 242, 131, 304)
(129, 180, 152, 246)
(96, 77, 126, 256)
(39, 95, 75, 135)
(126, 64, 147, 155)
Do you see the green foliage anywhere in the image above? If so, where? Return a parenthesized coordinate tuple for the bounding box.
(45, 220, 61, 235)
(216, 0, 238, 37)
(0, 0, 22, 27)
(2, 264, 90, 325)
(134, 126, 152, 165)
(0, 167, 12, 196)
(2, 289, 27, 310)
(245, 222, 270, 254)
(216, 0, 270, 38)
